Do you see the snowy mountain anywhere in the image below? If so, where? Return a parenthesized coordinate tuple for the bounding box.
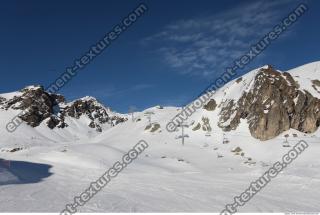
(0, 61, 320, 212)
(173, 61, 320, 141)
(0, 85, 127, 135)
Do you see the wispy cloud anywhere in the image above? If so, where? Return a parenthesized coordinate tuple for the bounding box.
(143, 0, 296, 77)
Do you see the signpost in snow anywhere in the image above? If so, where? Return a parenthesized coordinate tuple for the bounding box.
(176, 123, 189, 146)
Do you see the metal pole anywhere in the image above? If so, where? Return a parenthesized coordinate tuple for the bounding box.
(182, 125, 184, 146)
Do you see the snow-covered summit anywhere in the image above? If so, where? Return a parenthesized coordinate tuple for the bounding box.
(0, 85, 127, 136)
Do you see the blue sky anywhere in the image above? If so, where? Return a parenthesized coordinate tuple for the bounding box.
(0, 0, 319, 113)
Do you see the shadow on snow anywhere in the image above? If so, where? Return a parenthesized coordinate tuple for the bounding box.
(0, 158, 53, 186)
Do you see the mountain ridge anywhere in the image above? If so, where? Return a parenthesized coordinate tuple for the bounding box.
(1, 61, 320, 141)
(0, 85, 127, 132)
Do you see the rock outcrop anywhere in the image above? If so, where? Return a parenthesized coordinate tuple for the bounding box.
(192, 117, 212, 132)
(62, 96, 127, 131)
(2, 86, 66, 127)
(203, 99, 217, 111)
(0, 97, 5, 107)
(218, 66, 320, 140)
(1, 86, 127, 132)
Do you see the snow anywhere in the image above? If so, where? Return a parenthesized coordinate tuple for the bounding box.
(24, 85, 42, 90)
(0, 91, 23, 100)
(288, 61, 320, 97)
(1, 112, 319, 212)
(0, 62, 320, 212)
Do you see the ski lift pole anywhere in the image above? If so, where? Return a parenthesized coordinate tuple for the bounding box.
(177, 123, 189, 146)
(144, 111, 155, 126)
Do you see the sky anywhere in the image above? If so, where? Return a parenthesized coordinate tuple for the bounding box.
(0, 0, 319, 113)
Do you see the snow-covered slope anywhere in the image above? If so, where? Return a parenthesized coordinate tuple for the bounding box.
(0, 62, 320, 212)
(288, 61, 320, 96)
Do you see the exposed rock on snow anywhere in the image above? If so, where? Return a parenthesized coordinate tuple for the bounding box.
(145, 123, 161, 132)
(235, 77, 243, 83)
(311, 79, 320, 93)
(203, 99, 217, 111)
(218, 66, 320, 140)
(192, 117, 212, 132)
(0, 86, 127, 132)
(192, 123, 201, 131)
(62, 97, 127, 132)
(201, 117, 212, 131)
(0, 97, 6, 108)
(2, 85, 65, 127)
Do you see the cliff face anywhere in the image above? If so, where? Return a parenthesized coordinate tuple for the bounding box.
(218, 66, 320, 140)
(0, 86, 127, 132)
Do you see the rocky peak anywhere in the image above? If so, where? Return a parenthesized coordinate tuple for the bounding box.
(2, 85, 65, 127)
(62, 96, 126, 132)
(1, 85, 127, 132)
(218, 66, 320, 140)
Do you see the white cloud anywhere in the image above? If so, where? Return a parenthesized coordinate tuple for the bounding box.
(144, 0, 296, 77)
